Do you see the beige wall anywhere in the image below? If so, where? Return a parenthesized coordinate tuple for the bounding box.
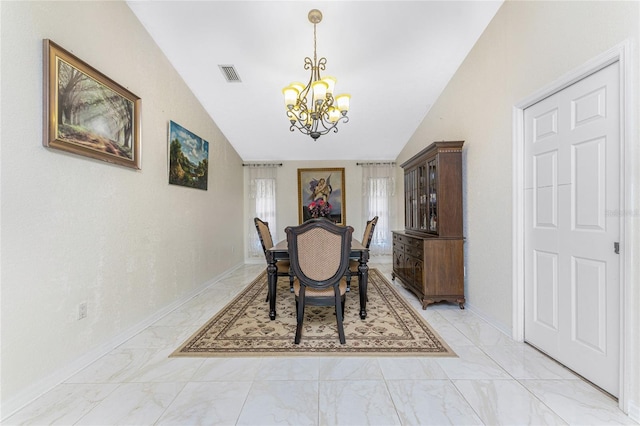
(397, 0, 639, 413)
(0, 0, 244, 408)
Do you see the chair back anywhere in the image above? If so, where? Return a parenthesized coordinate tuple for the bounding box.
(286, 218, 353, 290)
(362, 216, 379, 249)
(254, 217, 274, 258)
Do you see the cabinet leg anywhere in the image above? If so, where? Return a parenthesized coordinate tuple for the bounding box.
(457, 298, 466, 310)
(421, 299, 434, 310)
(391, 272, 396, 280)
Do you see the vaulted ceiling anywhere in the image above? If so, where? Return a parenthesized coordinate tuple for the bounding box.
(127, 1, 503, 161)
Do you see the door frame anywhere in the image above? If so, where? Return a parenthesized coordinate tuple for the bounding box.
(511, 40, 636, 412)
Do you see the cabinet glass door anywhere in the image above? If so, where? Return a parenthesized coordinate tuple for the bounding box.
(404, 173, 411, 229)
(418, 164, 427, 231)
(427, 159, 438, 233)
(405, 168, 419, 230)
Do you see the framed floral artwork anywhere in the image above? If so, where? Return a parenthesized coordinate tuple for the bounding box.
(43, 39, 141, 169)
(297, 168, 346, 225)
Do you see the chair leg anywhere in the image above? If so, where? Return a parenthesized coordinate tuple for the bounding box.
(265, 269, 272, 302)
(358, 273, 369, 302)
(335, 290, 346, 344)
(294, 289, 305, 344)
(289, 273, 294, 293)
(346, 270, 351, 292)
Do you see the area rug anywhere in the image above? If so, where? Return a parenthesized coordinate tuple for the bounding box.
(171, 268, 455, 357)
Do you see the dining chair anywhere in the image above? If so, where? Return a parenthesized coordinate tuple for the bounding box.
(285, 218, 354, 344)
(346, 216, 378, 292)
(254, 217, 294, 298)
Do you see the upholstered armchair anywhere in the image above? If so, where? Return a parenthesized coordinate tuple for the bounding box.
(254, 217, 294, 298)
(285, 218, 354, 344)
(346, 216, 378, 292)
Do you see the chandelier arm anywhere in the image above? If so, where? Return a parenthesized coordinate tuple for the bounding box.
(287, 110, 311, 132)
(288, 118, 310, 135)
(317, 57, 327, 73)
(303, 57, 314, 71)
(319, 120, 340, 135)
(315, 111, 332, 130)
(318, 114, 348, 132)
(288, 114, 349, 138)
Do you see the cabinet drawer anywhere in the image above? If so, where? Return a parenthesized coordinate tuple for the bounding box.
(403, 240, 423, 258)
(404, 245, 419, 258)
(394, 234, 407, 244)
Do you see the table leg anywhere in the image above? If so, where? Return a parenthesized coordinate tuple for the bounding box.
(266, 253, 277, 320)
(358, 251, 369, 320)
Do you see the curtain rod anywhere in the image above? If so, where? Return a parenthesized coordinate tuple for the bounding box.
(356, 162, 396, 166)
(242, 163, 283, 167)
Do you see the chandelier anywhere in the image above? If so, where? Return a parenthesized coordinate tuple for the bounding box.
(282, 9, 350, 141)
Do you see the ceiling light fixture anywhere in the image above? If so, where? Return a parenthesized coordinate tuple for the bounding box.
(282, 9, 350, 141)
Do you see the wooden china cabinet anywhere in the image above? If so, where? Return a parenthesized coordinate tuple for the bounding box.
(392, 141, 465, 309)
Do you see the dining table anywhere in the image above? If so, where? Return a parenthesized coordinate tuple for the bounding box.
(266, 238, 370, 321)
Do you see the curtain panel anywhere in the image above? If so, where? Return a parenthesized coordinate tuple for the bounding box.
(361, 163, 396, 256)
(247, 165, 278, 258)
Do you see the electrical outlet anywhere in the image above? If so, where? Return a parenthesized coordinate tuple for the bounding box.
(78, 302, 87, 320)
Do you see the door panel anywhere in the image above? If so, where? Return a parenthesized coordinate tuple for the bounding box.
(524, 62, 620, 396)
(572, 256, 606, 352)
(534, 150, 558, 228)
(572, 137, 606, 230)
(533, 249, 558, 330)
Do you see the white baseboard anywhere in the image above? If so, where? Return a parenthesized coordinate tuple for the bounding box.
(0, 262, 244, 420)
(628, 400, 640, 423)
(369, 255, 393, 264)
(465, 302, 513, 339)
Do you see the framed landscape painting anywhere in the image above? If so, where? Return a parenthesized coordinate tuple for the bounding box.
(298, 168, 346, 225)
(43, 39, 141, 169)
(168, 121, 209, 190)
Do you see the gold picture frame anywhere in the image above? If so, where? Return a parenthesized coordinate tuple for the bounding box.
(43, 39, 141, 169)
(297, 168, 346, 225)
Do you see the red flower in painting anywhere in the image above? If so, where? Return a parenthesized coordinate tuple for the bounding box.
(308, 199, 332, 218)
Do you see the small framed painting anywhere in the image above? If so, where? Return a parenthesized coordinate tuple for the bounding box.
(168, 121, 209, 190)
(43, 39, 141, 169)
(297, 168, 346, 225)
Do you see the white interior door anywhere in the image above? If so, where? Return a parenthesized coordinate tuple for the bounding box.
(524, 62, 620, 396)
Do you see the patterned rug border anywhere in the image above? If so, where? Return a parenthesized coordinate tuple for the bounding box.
(171, 268, 457, 358)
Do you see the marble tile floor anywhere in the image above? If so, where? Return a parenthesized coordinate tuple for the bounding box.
(4, 262, 636, 425)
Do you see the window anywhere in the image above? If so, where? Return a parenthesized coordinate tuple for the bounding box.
(247, 166, 278, 258)
(361, 163, 396, 256)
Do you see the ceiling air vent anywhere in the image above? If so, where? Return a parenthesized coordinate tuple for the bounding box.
(219, 65, 241, 83)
